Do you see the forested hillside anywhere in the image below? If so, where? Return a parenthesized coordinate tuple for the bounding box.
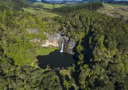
(59, 10, 128, 90)
(52, 3, 128, 89)
(0, 0, 128, 90)
(0, 0, 61, 89)
(0, 0, 30, 10)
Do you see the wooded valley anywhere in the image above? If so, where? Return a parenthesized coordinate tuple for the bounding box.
(0, 0, 128, 89)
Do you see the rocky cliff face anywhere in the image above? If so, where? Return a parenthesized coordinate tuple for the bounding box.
(30, 32, 76, 54)
(42, 32, 76, 54)
(67, 41, 76, 54)
(41, 32, 62, 47)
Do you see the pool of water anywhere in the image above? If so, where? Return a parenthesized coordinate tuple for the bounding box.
(37, 50, 74, 69)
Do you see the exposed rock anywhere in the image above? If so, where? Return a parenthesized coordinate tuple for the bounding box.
(42, 32, 76, 54)
(30, 39, 41, 43)
(29, 31, 76, 54)
(41, 40, 59, 47)
(63, 27, 66, 31)
(9, 31, 14, 34)
(63, 36, 69, 41)
(67, 41, 76, 54)
(41, 32, 62, 47)
(44, 32, 61, 41)
(30, 39, 41, 45)
(27, 28, 39, 34)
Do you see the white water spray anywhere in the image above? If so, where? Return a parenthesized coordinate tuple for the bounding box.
(60, 38, 64, 53)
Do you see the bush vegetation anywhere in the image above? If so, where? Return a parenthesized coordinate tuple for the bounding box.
(0, 0, 128, 89)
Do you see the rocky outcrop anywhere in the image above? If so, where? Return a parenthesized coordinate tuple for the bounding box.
(30, 39, 41, 45)
(66, 40, 76, 54)
(42, 32, 76, 54)
(41, 40, 59, 47)
(41, 32, 62, 47)
(30, 31, 76, 54)
(27, 28, 39, 34)
(30, 39, 41, 43)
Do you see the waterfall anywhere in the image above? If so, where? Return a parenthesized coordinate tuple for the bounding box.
(60, 38, 64, 53)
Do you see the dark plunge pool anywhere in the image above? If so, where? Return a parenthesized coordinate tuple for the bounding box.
(37, 50, 75, 69)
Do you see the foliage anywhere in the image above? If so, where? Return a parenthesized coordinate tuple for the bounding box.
(0, 55, 62, 89)
(53, 1, 103, 13)
(33, 2, 62, 9)
(22, 7, 59, 18)
(0, 0, 30, 10)
(59, 7, 128, 90)
(36, 47, 58, 55)
(0, 0, 128, 90)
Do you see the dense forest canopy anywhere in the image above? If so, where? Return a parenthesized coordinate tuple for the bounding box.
(107, 1, 128, 5)
(0, 0, 128, 90)
(59, 9, 128, 89)
(0, 0, 30, 10)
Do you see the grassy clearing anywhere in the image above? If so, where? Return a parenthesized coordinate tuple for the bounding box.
(33, 2, 62, 9)
(36, 47, 58, 55)
(98, 3, 128, 20)
(22, 7, 59, 18)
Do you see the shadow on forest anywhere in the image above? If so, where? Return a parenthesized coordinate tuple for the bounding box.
(71, 28, 95, 87)
(55, 70, 66, 90)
